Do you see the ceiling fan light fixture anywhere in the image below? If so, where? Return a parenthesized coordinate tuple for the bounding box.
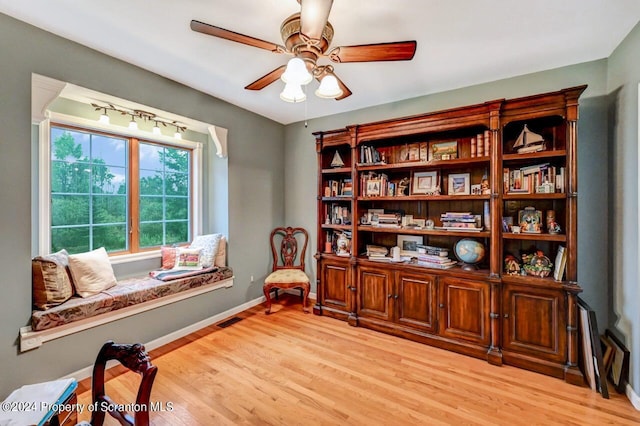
(281, 57, 312, 85)
(315, 74, 343, 99)
(280, 82, 306, 103)
(128, 115, 138, 130)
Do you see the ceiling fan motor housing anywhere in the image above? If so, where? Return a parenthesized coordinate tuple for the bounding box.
(281, 13, 333, 69)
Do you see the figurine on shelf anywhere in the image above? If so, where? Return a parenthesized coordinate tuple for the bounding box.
(397, 177, 410, 196)
(546, 210, 561, 234)
(336, 232, 350, 257)
(523, 250, 553, 277)
(504, 254, 521, 275)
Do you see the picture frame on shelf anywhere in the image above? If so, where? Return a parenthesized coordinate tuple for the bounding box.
(430, 140, 458, 161)
(412, 171, 438, 194)
(397, 235, 423, 257)
(605, 329, 630, 394)
(399, 143, 421, 163)
(365, 179, 382, 197)
(448, 173, 470, 195)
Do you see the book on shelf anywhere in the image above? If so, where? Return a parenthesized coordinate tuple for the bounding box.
(553, 245, 567, 281)
(416, 260, 457, 269)
(416, 245, 449, 257)
(435, 226, 484, 232)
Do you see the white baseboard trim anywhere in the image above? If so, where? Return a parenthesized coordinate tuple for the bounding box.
(62, 293, 268, 383)
(20, 277, 234, 352)
(626, 383, 640, 410)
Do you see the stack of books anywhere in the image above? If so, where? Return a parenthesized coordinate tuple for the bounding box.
(437, 212, 482, 231)
(415, 245, 456, 269)
(373, 212, 401, 228)
(366, 245, 389, 262)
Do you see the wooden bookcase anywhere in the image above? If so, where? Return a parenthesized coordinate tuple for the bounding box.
(313, 86, 586, 384)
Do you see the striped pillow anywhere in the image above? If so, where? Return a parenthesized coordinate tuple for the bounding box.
(32, 249, 74, 310)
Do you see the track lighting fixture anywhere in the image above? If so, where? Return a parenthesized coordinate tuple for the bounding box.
(92, 103, 187, 139)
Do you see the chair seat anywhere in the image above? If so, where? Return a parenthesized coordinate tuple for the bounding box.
(265, 269, 310, 284)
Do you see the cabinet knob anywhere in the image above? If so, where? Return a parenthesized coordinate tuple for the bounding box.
(394, 294, 399, 300)
(504, 313, 509, 319)
(439, 303, 444, 308)
(388, 293, 393, 299)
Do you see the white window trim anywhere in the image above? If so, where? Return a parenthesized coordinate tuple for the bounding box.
(39, 112, 204, 258)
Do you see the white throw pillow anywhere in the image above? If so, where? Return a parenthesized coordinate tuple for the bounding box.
(68, 247, 117, 298)
(189, 234, 223, 268)
(173, 247, 203, 270)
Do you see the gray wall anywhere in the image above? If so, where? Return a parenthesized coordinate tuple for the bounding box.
(0, 13, 284, 398)
(284, 60, 613, 377)
(607, 21, 640, 395)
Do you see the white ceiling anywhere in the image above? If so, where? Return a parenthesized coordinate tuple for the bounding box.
(2, 0, 640, 125)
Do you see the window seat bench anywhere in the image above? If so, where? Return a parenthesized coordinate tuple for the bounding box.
(20, 266, 234, 352)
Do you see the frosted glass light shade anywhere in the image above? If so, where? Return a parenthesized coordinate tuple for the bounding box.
(174, 131, 182, 140)
(98, 113, 110, 124)
(152, 124, 162, 135)
(281, 58, 312, 85)
(128, 118, 138, 130)
(315, 75, 343, 99)
(280, 82, 307, 103)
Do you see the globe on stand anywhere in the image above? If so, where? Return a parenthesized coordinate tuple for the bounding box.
(454, 238, 486, 271)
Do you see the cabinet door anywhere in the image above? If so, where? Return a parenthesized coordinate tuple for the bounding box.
(321, 260, 351, 313)
(357, 266, 392, 321)
(439, 277, 490, 346)
(396, 271, 437, 333)
(502, 284, 566, 363)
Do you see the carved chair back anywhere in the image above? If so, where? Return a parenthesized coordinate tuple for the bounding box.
(90, 341, 158, 426)
(270, 226, 308, 272)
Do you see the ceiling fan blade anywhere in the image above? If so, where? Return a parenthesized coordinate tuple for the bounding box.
(245, 65, 287, 90)
(333, 73, 352, 100)
(190, 20, 283, 52)
(328, 41, 417, 63)
(299, 0, 334, 41)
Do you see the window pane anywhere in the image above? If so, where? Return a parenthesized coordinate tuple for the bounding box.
(139, 170, 163, 196)
(139, 222, 163, 248)
(139, 143, 163, 171)
(140, 196, 164, 221)
(51, 161, 91, 193)
(93, 195, 126, 224)
(91, 135, 126, 167)
(162, 148, 189, 173)
(93, 224, 127, 252)
(165, 172, 188, 196)
(51, 128, 90, 162)
(166, 221, 188, 244)
(51, 227, 90, 254)
(92, 165, 127, 194)
(51, 195, 90, 226)
(166, 197, 188, 220)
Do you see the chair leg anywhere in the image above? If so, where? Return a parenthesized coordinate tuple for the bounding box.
(299, 288, 303, 300)
(301, 282, 310, 313)
(274, 288, 279, 300)
(263, 284, 273, 315)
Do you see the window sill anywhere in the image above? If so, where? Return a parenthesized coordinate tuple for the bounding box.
(19, 276, 234, 352)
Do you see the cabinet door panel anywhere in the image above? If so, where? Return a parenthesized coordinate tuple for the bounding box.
(396, 272, 437, 333)
(439, 277, 490, 346)
(322, 261, 350, 312)
(503, 284, 566, 362)
(358, 266, 391, 321)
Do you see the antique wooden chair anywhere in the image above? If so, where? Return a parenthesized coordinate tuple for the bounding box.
(87, 341, 158, 426)
(263, 226, 310, 314)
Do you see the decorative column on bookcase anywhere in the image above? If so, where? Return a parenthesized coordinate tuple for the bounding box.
(563, 88, 584, 385)
(347, 125, 359, 326)
(313, 133, 325, 316)
(487, 103, 504, 366)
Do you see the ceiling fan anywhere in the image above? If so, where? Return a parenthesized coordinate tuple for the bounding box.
(190, 0, 417, 101)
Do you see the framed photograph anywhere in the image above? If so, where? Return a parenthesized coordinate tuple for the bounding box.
(412, 171, 438, 194)
(430, 140, 458, 161)
(397, 235, 423, 256)
(605, 329, 630, 394)
(448, 173, 470, 195)
(366, 179, 381, 197)
(399, 143, 421, 163)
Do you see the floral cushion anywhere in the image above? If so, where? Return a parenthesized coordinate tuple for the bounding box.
(30, 266, 233, 331)
(264, 269, 310, 284)
(32, 249, 74, 310)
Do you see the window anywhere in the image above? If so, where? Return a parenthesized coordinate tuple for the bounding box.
(50, 125, 192, 254)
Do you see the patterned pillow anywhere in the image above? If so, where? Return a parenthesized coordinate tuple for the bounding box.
(68, 247, 117, 298)
(161, 246, 177, 270)
(32, 249, 74, 310)
(189, 234, 223, 268)
(173, 247, 203, 270)
(214, 236, 226, 267)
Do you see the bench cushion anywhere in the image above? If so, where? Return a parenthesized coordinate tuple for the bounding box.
(31, 266, 233, 331)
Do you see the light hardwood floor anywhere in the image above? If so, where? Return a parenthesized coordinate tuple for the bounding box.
(76, 296, 640, 425)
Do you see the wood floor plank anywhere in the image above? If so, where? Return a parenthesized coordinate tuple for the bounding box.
(76, 296, 640, 425)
